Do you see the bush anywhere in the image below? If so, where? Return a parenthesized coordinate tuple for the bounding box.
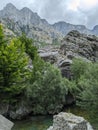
(71, 58, 98, 117)
(25, 62, 68, 114)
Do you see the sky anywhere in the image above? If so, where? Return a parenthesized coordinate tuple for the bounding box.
(0, 0, 98, 29)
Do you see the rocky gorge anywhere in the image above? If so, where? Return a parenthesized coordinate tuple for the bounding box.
(1, 29, 98, 120)
(0, 3, 98, 130)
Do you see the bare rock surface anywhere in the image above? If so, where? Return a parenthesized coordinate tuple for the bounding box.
(47, 112, 93, 130)
(0, 114, 14, 130)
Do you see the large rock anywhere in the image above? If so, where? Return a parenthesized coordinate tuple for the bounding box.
(39, 51, 58, 64)
(47, 112, 93, 130)
(0, 103, 9, 116)
(0, 114, 14, 130)
(9, 100, 32, 120)
(60, 30, 98, 62)
(0, 100, 32, 120)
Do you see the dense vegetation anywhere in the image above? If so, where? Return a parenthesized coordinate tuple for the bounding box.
(71, 58, 98, 118)
(0, 25, 68, 114)
(0, 25, 97, 119)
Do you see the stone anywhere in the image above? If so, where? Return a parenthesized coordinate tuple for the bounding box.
(60, 30, 98, 62)
(0, 114, 14, 130)
(0, 103, 9, 116)
(47, 112, 93, 130)
(9, 100, 32, 120)
(39, 51, 58, 64)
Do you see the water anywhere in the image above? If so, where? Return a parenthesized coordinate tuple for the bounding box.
(12, 107, 98, 130)
(12, 116, 52, 130)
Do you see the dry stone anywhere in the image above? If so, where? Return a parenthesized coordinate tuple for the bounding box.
(0, 115, 14, 130)
(47, 112, 93, 130)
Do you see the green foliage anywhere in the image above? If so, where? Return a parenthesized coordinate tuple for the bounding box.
(77, 63, 98, 115)
(0, 25, 29, 98)
(71, 58, 88, 82)
(19, 34, 37, 61)
(0, 38, 29, 87)
(71, 58, 98, 118)
(25, 62, 67, 114)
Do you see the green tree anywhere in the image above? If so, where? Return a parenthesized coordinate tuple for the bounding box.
(25, 62, 67, 114)
(19, 34, 37, 61)
(0, 26, 29, 94)
(77, 63, 98, 117)
(71, 58, 98, 118)
(71, 58, 88, 82)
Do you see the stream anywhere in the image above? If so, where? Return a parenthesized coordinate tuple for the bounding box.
(12, 115, 52, 130)
(12, 107, 98, 130)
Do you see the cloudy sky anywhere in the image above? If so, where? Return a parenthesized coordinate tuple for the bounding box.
(0, 0, 98, 29)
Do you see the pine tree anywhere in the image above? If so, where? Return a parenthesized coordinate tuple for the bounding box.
(0, 25, 29, 93)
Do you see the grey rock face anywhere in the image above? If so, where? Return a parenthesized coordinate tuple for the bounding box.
(0, 114, 14, 130)
(58, 30, 98, 78)
(60, 30, 98, 62)
(39, 30, 98, 79)
(52, 21, 92, 35)
(47, 112, 93, 130)
(1, 3, 98, 44)
(92, 25, 98, 35)
(0, 103, 9, 116)
(0, 100, 32, 120)
(0, 3, 63, 44)
(39, 51, 58, 64)
(9, 100, 32, 120)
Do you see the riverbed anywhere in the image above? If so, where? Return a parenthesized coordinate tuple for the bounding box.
(12, 107, 98, 130)
(12, 115, 52, 130)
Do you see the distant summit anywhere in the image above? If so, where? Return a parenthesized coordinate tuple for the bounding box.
(0, 3, 98, 43)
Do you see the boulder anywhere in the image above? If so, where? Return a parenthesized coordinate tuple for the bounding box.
(9, 100, 32, 120)
(0, 114, 14, 130)
(0, 103, 9, 116)
(60, 30, 98, 62)
(47, 112, 93, 130)
(39, 51, 58, 64)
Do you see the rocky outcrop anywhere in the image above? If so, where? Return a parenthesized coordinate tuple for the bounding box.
(92, 25, 98, 35)
(9, 101, 32, 120)
(47, 112, 93, 130)
(52, 21, 91, 35)
(0, 114, 14, 130)
(60, 30, 98, 62)
(0, 100, 32, 120)
(39, 30, 98, 79)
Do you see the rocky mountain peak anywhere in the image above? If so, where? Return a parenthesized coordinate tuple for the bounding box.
(93, 25, 98, 30)
(3, 3, 18, 12)
(20, 7, 33, 14)
(92, 25, 98, 35)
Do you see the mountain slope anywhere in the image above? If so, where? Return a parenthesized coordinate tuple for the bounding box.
(0, 3, 63, 44)
(52, 21, 91, 35)
(0, 3, 98, 44)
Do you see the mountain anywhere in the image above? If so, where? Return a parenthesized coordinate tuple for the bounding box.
(0, 3, 63, 44)
(52, 21, 91, 35)
(0, 3, 98, 44)
(92, 25, 98, 35)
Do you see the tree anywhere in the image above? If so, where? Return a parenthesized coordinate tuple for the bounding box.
(71, 58, 88, 82)
(0, 26, 29, 94)
(77, 63, 98, 117)
(71, 58, 98, 118)
(19, 34, 37, 61)
(25, 61, 67, 114)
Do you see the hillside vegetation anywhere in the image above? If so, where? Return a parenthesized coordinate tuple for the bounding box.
(0, 25, 98, 121)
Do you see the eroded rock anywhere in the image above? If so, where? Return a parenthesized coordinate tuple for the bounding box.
(47, 112, 93, 130)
